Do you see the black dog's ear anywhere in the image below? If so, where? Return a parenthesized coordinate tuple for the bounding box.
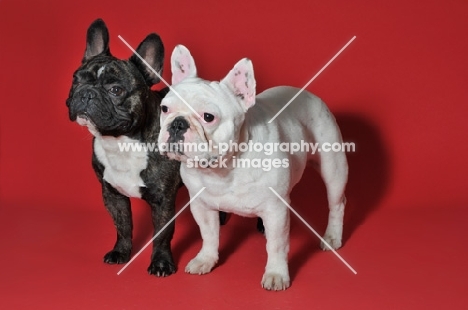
(129, 33, 164, 86)
(83, 19, 110, 62)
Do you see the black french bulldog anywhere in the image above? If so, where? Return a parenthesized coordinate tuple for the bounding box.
(66, 19, 181, 276)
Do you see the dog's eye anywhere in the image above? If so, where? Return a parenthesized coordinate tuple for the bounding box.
(204, 113, 215, 123)
(161, 105, 168, 113)
(109, 86, 124, 96)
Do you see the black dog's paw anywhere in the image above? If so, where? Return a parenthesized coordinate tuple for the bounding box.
(147, 258, 176, 277)
(257, 217, 265, 234)
(103, 250, 130, 264)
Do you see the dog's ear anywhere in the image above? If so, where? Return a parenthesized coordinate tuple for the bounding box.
(83, 19, 110, 62)
(129, 33, 164, 86)
(221, 58, 256, 111)
(171, 45, 197, 85)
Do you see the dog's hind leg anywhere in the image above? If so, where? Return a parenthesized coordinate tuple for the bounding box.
(319, 151, 348, 251)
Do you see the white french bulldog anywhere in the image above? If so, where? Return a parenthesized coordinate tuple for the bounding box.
(158, 45, 348, 290)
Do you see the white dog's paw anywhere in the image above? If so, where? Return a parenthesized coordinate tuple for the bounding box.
(320, 234, 342, 251)
(185, 256, 217, 275)
(261, 272, 290, 291)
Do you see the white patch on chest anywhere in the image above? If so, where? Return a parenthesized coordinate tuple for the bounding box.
(94, 135, 148, 198)
(97, 65, 106, 78)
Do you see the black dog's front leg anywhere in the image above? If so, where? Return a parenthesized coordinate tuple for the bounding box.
(143, 190, 177, 277)
(101, 181, 133, 264)
(92, 145, 133, 264)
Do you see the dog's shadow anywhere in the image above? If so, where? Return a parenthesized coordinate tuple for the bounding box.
(288, 112, 391, 279)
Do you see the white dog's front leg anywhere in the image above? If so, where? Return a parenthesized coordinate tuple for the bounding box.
(261, 205, 291, 291)
(185, 203, 220, 275)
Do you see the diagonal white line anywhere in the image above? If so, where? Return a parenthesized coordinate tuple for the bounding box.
(117, 187, 206, 275)
(268, 187, 357, 275)
(268, 36, 356, 123)
(118, 35, 206, 123)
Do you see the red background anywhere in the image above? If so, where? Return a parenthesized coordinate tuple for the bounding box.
(1, 0, 467, 308)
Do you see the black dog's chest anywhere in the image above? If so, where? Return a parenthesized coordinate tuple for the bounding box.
(94, 136, 148, 198)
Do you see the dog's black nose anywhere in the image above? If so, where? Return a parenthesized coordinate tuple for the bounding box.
(81, 89, 97, 104)
(169, 116, 190, 136)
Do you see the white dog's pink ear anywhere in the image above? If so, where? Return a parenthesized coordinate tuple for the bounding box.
(171, 45, 197, 85)
(221, 58, 256, 111)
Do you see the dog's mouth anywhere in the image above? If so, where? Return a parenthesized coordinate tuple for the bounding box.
(162, 143, 221, 165)
(76, 113, 94, 126)
(160, 139, 187, 158)
(76, 113, 99, 136)
(76, 113, 89, 124)
(163, 151, 189, 163)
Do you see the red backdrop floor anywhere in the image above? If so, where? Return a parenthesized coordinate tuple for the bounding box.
(2, 191, 467, 309)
